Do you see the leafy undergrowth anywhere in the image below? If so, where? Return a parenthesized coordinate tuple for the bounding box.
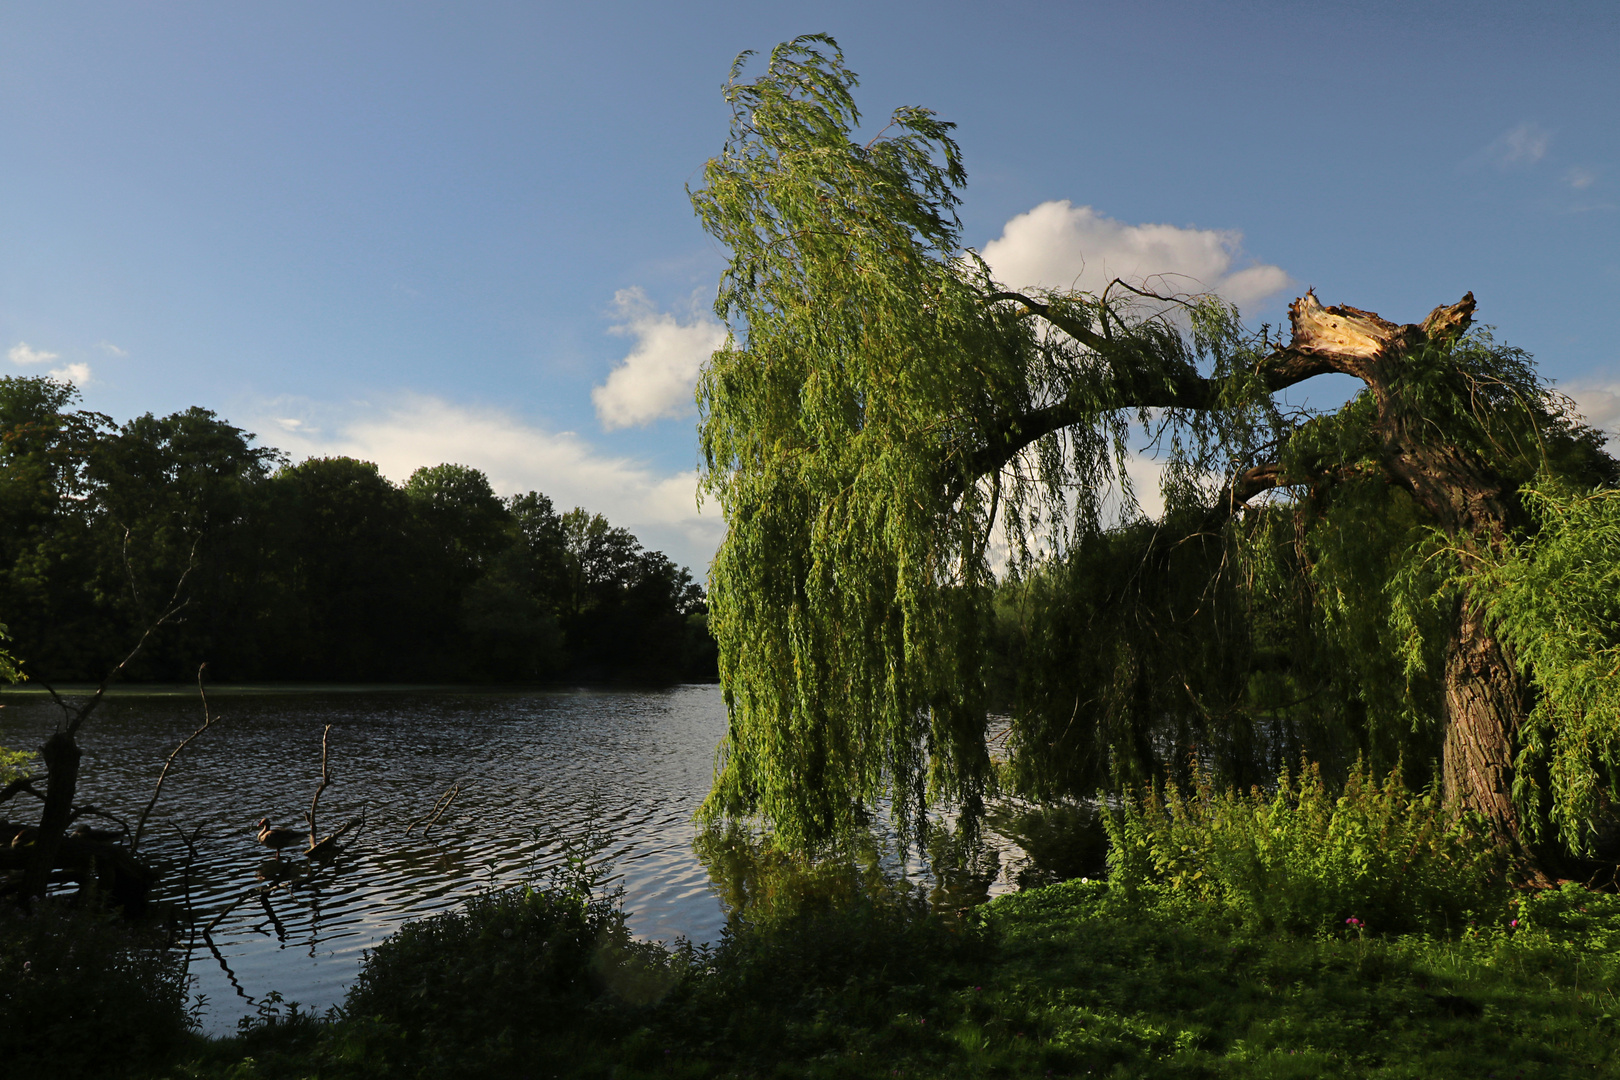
(0, 901, 191, 1080)
(150, 876, 1620, 1080)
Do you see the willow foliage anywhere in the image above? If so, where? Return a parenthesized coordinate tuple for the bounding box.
(692, 38, 1264, 846)
(1461, 482, 1620, 853)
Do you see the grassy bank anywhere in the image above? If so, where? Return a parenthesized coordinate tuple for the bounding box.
(12, 764, 1619, 1078)
(71, 877, 1606, 1079)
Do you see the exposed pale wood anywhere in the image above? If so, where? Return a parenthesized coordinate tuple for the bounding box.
(306, 724, 333, 847)
(1288, 290, 1413, 364)
(979, 284, 1545, 867)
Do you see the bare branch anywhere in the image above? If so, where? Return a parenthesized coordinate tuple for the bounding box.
(406, 783, 462, 838)
(0, 775, 44, 805)
(131, 663, 222, 855)
(306, 725, 333, 846)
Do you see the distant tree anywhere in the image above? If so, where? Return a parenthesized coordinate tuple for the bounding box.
(0, 383, 711, 687)
(263, 457, 435, 680)
(0, 377, 111, 676)
(86, 407, 284, 678)
(405, 463, 511, 581)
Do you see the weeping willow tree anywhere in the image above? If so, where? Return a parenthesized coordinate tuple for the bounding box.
(693, 36, 1620, 867)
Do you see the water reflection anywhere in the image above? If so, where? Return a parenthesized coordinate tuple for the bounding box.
(1, 685, 741, 1033)
(695, 818, 1006, 928)
(0, 685, 1090, 1035)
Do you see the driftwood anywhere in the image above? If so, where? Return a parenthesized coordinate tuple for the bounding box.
(15, 559, 193, 904)
(407, 783, 462, 838)
(307, 813, 364, 860)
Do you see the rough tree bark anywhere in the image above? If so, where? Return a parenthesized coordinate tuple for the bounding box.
(1255, 292, 1538, 862)
(19, 729, 82, 901)
(1442, 600, 1528, 841)
(980, 289, 1540, 860)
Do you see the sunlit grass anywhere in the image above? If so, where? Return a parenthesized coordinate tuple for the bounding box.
(154, 875, 1620, 1079)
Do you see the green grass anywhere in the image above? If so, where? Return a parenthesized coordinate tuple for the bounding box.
(25, 759, 1617, 1077)
(148, 878, 1620, 1080)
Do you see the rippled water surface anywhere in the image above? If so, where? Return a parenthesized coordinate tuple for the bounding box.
(1, 685, 751, 1034)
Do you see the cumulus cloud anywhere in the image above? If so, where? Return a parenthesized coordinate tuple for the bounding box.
(1487, 122, 1552, 167)
(48, 363, 92, 386)
(251, 393, 722, 573)
(977, 201, 1292, 309)
(8, 342, 59, 365)
(592, 288, 728, 430)
(1567, 383, 1620, 445)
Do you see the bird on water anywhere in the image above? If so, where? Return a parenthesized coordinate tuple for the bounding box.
(256, 818, 306, 860)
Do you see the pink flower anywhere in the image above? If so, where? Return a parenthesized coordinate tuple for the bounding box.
(1345, 917, 1362, 927)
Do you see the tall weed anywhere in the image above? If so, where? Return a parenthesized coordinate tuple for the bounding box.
(1103, 759, 1506, 933)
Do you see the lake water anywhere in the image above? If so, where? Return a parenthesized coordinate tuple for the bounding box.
(0, 685, 1024, 1036)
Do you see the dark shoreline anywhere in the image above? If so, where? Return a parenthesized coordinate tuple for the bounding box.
(0, 678, 721, 698)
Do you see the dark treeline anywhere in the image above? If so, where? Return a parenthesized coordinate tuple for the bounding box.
(0, 376, 715, 684)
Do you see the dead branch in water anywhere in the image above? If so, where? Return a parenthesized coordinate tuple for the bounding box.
(406, 782, 462, 837)
(306, 724, 333, 847)
(131, 664, 222, 856)
(307, 813, 364, 860)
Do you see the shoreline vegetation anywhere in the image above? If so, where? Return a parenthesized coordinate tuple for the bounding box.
(7, 764, 1619, 1079)
(0, 375, 717, 689)
(0, 680, 720, 697)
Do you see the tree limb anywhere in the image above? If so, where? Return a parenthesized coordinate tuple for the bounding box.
(0, 775, 44, 806)
(131, 663, 221, 856)
(962, 289, 1474, 485)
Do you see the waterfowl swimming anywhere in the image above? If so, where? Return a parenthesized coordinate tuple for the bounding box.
(255, 818, 306, 859)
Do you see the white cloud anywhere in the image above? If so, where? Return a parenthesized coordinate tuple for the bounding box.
(48, 362, 91, 385)
(592, 288, 727, 430)
(1489, 122, 1552, 166)
(96, 341, 128, 357)
(1567, 166, 1598, 190)
(1567, 383, 1620, 444)
(8, 341, 59, 365)
(251, 393, 722, 573)
(977, 201, 1292, 310)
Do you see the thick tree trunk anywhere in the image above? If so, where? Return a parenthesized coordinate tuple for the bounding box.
(20, 730, 81, 901)
(987, 288, 1555, 867)
(1441, 601, 1528, 844)
(1287, 291, 1548, 865)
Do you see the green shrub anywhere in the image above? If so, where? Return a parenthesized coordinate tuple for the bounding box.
(671, 825, 994, 1066)
(342, 881, 678, 1052)
(1103, 759, 1507, 933)
(0, 901, 191, 1079)
(1513, 880, 1620, 951)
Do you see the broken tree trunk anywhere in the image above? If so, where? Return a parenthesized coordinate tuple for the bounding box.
(19, 730, 82, 902)
(978, 287, 1555, 867)
(1286, 291, 1538, 865)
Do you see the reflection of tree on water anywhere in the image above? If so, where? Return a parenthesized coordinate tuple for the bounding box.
(203, 930, 251, 1003)
(253, 891, 290, 942)
(695, 801, 1116, 921)
(984, 800, 1109, 890)
(694, 818, 1003, 927)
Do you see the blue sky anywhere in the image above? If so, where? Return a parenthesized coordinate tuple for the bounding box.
(3, 1, 1617, 572)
